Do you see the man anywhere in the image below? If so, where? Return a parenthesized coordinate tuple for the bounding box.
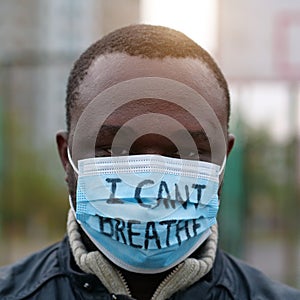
(1, 24, 299, 300)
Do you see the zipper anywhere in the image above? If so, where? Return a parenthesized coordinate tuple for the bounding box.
(116, 269, 132, 297)
(114, 265, 181, 300)
(150, 264, 183, 300)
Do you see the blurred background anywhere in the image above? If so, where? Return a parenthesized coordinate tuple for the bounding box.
(1, 0, 300, 288)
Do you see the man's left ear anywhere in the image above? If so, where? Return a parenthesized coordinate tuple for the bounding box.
(227, 133, 235, 157)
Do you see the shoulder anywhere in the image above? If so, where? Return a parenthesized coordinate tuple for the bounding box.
(0, 238, 68, 300)
(219, 250, 300, 299)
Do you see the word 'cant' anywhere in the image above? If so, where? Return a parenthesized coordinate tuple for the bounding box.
(105, 178, 206, 209)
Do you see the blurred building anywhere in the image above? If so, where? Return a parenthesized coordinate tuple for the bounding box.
(0, 0, 140, 147)
(216, 0, 300, 287)
(0, 0, 140, 265)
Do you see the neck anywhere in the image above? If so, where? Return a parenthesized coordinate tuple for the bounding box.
(79, 226, 98, 251)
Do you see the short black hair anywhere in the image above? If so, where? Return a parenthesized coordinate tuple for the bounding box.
(66, 24, 230, 132)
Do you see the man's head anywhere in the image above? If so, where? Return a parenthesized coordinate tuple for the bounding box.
(56, 24, 234, 205)
(66, 24, 230, 132)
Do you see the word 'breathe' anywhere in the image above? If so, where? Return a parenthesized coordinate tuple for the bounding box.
(97, 215, 207, 250)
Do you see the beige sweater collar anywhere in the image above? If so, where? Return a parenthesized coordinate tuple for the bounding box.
(67, 210, 218, 300)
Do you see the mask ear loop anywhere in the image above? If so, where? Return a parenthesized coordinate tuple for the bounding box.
(67, 147, 79, 218)
(67, 147, 79, 216)
(67, 147, 79, 175)
(68, 195, 77, 216)
(218, 156, 227, 175)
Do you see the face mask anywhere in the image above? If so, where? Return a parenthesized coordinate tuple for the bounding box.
(68, 150, 225, 274)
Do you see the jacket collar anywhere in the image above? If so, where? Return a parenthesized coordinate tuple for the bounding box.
(58, 236, 108, 294)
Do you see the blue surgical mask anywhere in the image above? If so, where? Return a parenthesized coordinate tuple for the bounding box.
(68, 150, 224, 274)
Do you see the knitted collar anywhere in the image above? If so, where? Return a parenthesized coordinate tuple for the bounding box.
(67, 210, 218, 300)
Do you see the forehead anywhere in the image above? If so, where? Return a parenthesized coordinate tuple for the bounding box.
(79, 53, 224, 97)
(71, 53, 227, 138)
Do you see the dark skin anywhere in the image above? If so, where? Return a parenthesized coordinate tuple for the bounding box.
(57, 54, 235, 300)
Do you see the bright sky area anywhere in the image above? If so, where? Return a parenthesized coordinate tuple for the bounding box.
(140, 0, 300, 143)
(141, 0, 217, 53)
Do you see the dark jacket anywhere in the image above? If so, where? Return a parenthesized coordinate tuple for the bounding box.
(0, 236, 299, 300)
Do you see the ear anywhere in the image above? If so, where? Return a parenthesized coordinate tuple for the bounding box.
(56, 130, 69, 173)
(218, 133, 236, 194)
(227, 133, 235, 157)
